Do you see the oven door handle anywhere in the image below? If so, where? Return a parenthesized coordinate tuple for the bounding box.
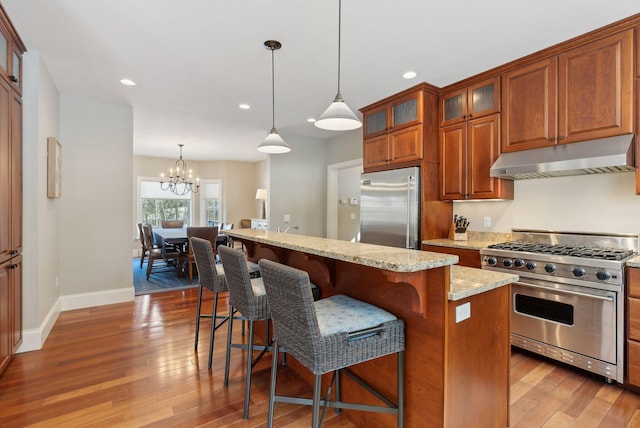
(519, 282, 615, 303)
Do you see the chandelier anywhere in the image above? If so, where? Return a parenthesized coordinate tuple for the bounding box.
(160, 144, 200, 195)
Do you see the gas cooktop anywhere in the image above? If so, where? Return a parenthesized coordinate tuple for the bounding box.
(486, 241, 635, 261)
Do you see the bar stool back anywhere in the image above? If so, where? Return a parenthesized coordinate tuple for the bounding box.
(190, 237, 229, 369)
(218, 245, 279, 420)
(259, 259, 405, 428)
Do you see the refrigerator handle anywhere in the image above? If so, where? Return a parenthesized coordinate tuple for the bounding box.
(406, 176, 412, 248)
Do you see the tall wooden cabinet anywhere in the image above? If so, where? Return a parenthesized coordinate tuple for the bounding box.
(502, 30, 634, 152)
(360, 84, 430, 171)
(440, 114, 512, 200)
(0, 4, 24, 377)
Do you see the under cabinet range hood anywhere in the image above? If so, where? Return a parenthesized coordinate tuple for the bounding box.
(490, 134, 635, 180)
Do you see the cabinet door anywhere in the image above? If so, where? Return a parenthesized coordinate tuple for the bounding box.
(440, 123, 466, 200)
(468, 114, 512, 199)
(0, 260, 10, 374)
(10, 255, 21, 352)
(440, 88, 467, 127)
(389, 124, 422, 164)
(10, 93, 20, 253)
(362, 105, 388, 139)
(629, 339, 640, 386)
(363, 134, 389, 169)
(0, 79, 10, 264)
(501, 57, 557, 152)
(391, 91, 422, 131)
(557, 30, 633, 144)
(467, 77, 500, 120)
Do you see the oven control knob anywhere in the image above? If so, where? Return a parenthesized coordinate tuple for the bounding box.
(544, 264, 557, 273)
(572, 267, 586, 277)
(503, 259, 513, 267)
(596, 271, 611, 281)
(514, 259, 525, 268)
(525, 262, 537, 271)
(486, 257, 497, 266)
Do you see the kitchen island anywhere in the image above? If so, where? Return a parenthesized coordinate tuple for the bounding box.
(225, 229, 518, 427)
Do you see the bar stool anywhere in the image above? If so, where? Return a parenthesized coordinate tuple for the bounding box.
(190, 237, 229, 369)
(218, 245, 283, 420)
(258, 259, 405, 428)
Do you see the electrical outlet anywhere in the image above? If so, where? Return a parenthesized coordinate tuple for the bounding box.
(483, 216, 492, 228)
(283, 214, 291, 223)
(350, 213, 356, 220)
(455, 302, 471, 323)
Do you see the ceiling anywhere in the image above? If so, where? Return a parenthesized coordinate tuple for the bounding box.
(4, 1, 640, 162)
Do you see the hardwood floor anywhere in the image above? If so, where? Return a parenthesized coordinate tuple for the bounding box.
(0, 288, 639, 427)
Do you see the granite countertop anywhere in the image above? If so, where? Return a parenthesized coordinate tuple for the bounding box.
(627, 255, 640, 268)
(423, 231, 512, 251)
(226, 229, 458, 272)
(449, 266, 518, 301)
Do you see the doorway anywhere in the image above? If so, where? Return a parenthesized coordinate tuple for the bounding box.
(326, 159, 362, 241)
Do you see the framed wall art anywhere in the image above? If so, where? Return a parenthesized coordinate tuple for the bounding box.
(47, 137, 62, 198)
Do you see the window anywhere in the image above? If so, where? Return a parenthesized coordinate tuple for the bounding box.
(139, 180, 191, 227)
(200, 180, 223, 226)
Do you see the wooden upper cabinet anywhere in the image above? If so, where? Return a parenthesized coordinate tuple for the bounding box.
(440, 77, 500, 127)
(440, 114, 512, 200)
(557, 29, 634, 144)
(502, 30, 633, 152)
(361, 85, 429, 171)
(501, 57, 558, 152)
(636, 26, 640, 78)
(0, 18, 23, 94)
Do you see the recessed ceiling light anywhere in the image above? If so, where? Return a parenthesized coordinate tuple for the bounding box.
(120, 78, 136, 86)
(239, 103, 250, 110)
(402, 71, 417, 79)
(306, 118, 316, 123)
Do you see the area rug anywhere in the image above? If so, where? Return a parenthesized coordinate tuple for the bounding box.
(132, 258, 199, 295)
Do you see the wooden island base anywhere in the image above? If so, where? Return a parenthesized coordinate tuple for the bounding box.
(233, 235, 511, 428)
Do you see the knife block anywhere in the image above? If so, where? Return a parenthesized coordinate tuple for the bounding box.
(448, 223, 468, 241)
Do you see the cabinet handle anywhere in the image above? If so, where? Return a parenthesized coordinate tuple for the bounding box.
(9, 264, 18, 269)
(468, 113, 473, 118)
(548, 137, 555, 142)
(9, 249, 18, 255)
(557, 135, 564, 141)
(9, 75, 17, 83)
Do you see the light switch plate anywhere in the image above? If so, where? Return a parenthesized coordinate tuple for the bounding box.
(455, 302, 471, 323)
(283, 214, 291, 222)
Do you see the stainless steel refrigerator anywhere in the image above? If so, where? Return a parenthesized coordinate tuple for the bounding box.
(359, 166, 420, 249)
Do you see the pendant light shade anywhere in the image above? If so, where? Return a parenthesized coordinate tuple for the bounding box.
(314, 0, 362, 131)
(257, 40, 291, 154)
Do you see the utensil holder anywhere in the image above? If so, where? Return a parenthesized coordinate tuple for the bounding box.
(448, 224, 468, 241)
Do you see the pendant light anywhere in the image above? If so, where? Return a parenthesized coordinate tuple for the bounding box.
(257, 40, 291, 154)
(314, 0, 362, 131)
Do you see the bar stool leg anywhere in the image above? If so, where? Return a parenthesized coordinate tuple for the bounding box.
(207, 291, 219, 369)
(267, 341, 279, 428)
(224, 307, 234, 388)
(312, 374, 322, 428)
(194, 285, 204, 350)
(335, 369, 342, 414)
(243, 320, 256, 419)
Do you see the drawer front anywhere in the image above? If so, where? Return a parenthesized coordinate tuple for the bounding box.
(628, 267, 640, 298)
(628, 339, 640, 386)
(628, 297, 640, 341)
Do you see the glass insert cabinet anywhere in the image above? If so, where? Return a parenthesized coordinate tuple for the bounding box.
(440, 76, 500, 127)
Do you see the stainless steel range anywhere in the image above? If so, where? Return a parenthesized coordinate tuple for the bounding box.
(480, 229, 639, 383)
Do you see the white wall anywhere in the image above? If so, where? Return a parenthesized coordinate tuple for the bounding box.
(58, 95, 134, 299)
(454, 172, 640, 234)
(20, 50, 60, 340)
(269, 134, 327, 237)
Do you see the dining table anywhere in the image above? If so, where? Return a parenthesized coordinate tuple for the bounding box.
(153, 227, 228, 251)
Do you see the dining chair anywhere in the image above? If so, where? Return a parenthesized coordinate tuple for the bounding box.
(190, 236, 229, 368)
(143, 224, 181, 280)
(161, 220, 184, 228)
(218, 245, 283, 420)
(137, 222, 150, 268)
(185, 227, 219, 283)
(258, 259, 405, 428)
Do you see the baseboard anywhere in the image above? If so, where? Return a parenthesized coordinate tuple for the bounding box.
(61, 287, 135, 312)
(16, 287, 135, 353)
(16, 297, 61, 353)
